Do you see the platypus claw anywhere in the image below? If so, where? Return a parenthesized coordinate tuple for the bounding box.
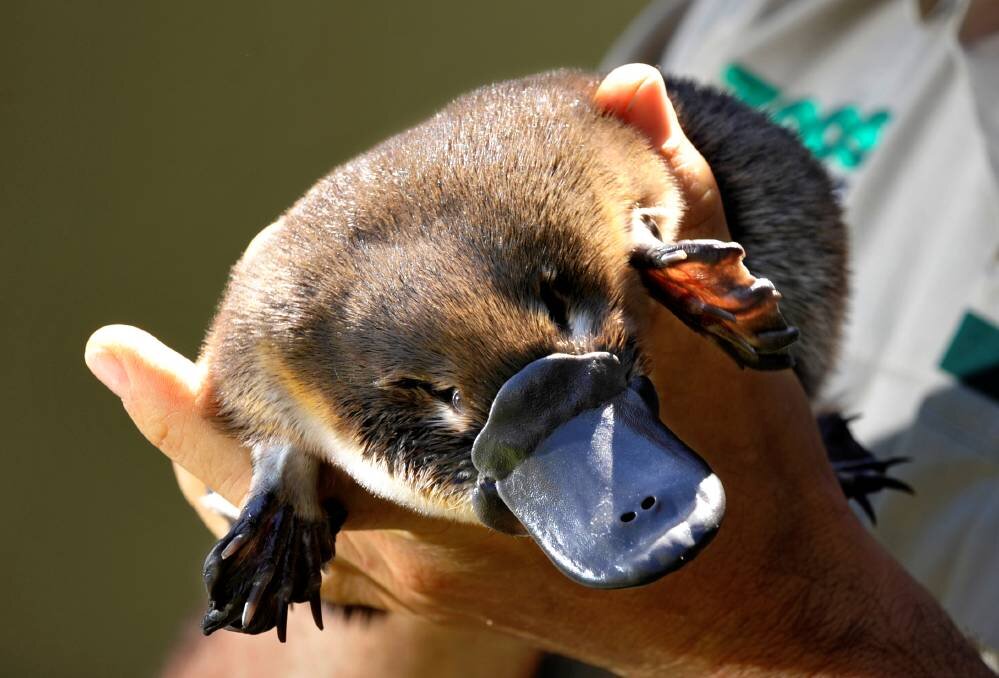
(201, 492, 345, 641)
(818, 412, 914, 524)
(632, 239, 798, 370)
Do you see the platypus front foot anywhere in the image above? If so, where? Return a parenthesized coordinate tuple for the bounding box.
(201, 446, 343, 641)
(201, 492, 344, 640)
(632, 239, 799, 370)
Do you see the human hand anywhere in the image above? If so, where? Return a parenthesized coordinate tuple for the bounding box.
(85, 65, 986, 676)
(595, 63, 729, 241)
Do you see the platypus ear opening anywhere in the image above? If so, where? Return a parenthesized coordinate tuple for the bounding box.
(378, 375, 455, 401)
(630, 239, 799, 370)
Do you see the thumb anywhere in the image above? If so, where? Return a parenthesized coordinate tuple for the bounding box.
(594, 63, 729, 239)
(84, 324, 253, 505)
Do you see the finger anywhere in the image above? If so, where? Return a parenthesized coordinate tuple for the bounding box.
(594, 63, 672, 148)
(173, 462, 233, 538)
(594, 64, 729, 239)
(84, 324, 253, 505)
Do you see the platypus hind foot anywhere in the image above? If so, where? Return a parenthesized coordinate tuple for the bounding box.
(818, 412, 914, 523)
(201, 445, 344, 641)
(632, 239, 799, 370)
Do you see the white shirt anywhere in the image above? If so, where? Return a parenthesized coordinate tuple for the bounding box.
(604, 0, 999, 650)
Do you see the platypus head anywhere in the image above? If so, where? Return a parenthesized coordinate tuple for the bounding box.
(289, 72, 726, 588)
(334, 206, 727, 587)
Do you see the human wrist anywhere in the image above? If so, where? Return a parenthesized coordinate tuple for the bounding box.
(677, 519, 992, 678)
(814, 532, 994, 678)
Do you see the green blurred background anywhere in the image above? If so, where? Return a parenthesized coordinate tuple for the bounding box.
(1, 1, 648, 675)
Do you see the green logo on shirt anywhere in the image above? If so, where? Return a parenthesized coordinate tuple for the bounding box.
(939, 311, 999, 401)
(723, 64, 890, 170)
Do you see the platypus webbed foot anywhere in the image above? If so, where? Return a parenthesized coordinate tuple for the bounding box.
(632, 239, 799, 370)
(201, 445, 343, 641)
(202, 492, 344, 640)
(818, 412, 914, 523)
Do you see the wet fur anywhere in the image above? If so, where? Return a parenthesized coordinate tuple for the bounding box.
(201, 69, 845, 516)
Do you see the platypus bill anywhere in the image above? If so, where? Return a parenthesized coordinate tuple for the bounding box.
(197, 69, 905, 641)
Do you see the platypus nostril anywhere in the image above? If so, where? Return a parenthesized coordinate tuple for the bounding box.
(641, 496, 657, 510)
(620, 511, 637, 523)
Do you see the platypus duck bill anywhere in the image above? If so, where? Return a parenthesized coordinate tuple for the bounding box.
(471, 352, 726, 589)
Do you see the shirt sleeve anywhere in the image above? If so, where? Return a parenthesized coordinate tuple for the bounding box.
(600, 0, 694, 70)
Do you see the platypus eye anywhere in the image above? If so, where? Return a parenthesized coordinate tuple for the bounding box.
(392, 378, 461, 410)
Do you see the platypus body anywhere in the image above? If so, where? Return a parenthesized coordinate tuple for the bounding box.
(198, 69, 903, 640)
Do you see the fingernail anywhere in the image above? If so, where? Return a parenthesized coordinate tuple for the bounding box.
(86, 348, 130, 399)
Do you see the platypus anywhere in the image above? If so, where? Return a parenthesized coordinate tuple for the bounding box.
(197, 69, 907, 641)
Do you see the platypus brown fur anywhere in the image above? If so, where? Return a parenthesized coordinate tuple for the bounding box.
(197, 69, 898, 640)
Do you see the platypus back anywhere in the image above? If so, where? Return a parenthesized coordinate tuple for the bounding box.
(197, 69, 857, 639)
